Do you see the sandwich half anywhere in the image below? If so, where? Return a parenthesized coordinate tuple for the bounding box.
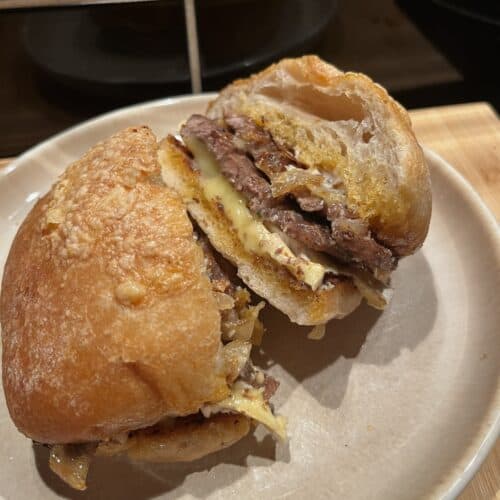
(159, 56, 432, 325)
(0, 126, 285, 490)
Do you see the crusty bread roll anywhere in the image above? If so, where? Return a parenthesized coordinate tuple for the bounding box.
(207, 56, 432, 256)
(1, 125, 287, 490)
(159, 56, 431, 325)
(0, 126, 231, 444)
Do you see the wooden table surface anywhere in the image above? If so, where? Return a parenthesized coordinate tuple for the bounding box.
(411, 102, 500, 219)
(0, 102, 498, 498)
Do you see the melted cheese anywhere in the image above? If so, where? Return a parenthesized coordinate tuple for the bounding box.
(186, 137, 325, 290)
(203, 382, 287, 441)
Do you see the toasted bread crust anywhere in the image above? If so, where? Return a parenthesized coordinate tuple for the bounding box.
(1, 126, 229, 444)
(97, 413, 251, 462)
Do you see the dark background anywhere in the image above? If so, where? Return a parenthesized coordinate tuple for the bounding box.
(0, 0, 498, 157)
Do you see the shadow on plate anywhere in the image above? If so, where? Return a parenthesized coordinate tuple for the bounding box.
(254, 251, 438, 409)
(34, 430, 284, 499)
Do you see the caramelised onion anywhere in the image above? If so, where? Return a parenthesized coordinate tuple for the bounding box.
(213, 291, 235, 310)
(220, 286, 265, 345)
(223, 339, 252, 383)
(270, 167, 344, 206)
(351, 275, 393, 309)
(232, 302, 264, 345)
(49, 443, 96, 491)
(307, 324, 326, 340)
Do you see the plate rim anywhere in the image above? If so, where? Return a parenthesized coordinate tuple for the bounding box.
(1, 94, 499, 499)
(421, 148, 499, 499)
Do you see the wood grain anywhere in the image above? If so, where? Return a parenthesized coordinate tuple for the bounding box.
(410, 102, 500, 218)
(0, 102, 498, 499)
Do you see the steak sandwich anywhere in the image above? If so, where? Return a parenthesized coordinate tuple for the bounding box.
(0, 126, 285, 490)
(160, 56, 432, 325)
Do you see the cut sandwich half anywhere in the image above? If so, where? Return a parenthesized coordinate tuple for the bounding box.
(159, 56, 432, 325)
(0, 126, 285, 491)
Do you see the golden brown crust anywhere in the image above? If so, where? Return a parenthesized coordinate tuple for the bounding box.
(97, 414, 251, 462)
(207, 55, 432, 256)
(0, 126, 229, 444)
(159, 136, 361, 326)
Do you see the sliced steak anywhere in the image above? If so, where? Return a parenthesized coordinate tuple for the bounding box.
(182, 114, 396, 274)
(261, 207, 338, 255)
(326, 204, 394, 272)
(225, 114, 297, 176)
(181, 115, 279, 212)
(182, 117, 345, 261)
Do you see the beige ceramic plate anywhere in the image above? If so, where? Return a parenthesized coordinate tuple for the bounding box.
(0, 95, 499, 500)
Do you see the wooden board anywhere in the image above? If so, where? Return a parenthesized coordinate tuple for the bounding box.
(0, 102, 498, 499)
(411, 102, 500, 219)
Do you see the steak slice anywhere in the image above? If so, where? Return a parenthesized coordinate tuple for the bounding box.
(260, 207, 340, 257)
(181, 114, 278, 213)
(326, 204, 395, 272)
(225, 114, 297, 177)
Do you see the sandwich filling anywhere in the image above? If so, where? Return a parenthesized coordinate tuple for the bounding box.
(178, 114, 397, 307)
(47, 231, 284, 491)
